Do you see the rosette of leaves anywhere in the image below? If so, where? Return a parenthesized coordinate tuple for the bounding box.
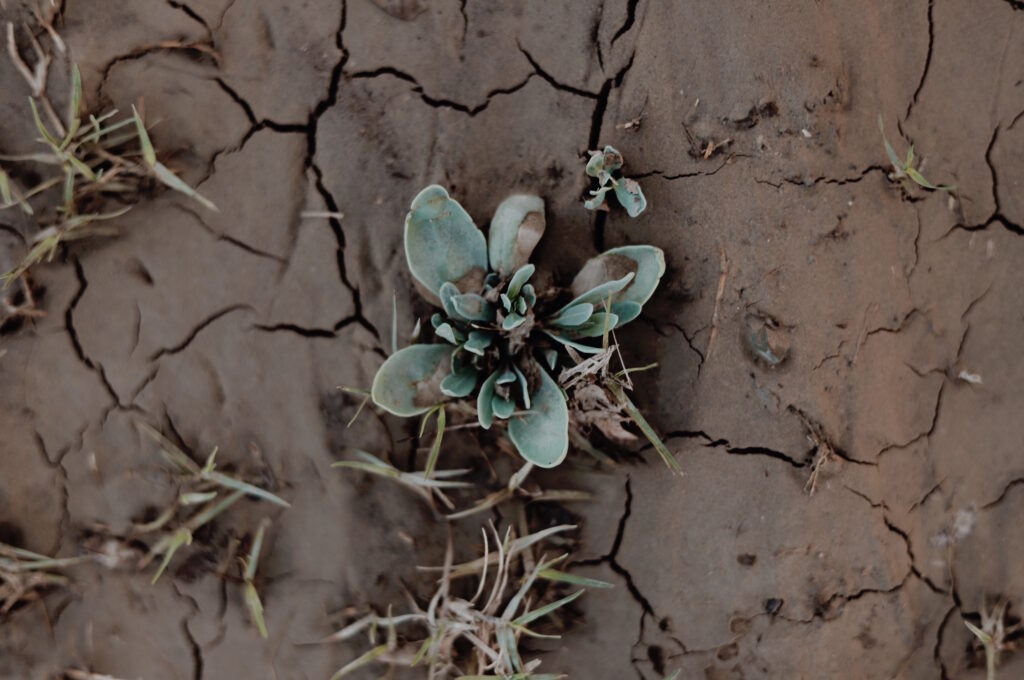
(583, 145, 647, 217)
(371, 185, 664, 469)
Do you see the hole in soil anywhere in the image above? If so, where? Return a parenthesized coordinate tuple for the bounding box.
(0, 521, 25, 548)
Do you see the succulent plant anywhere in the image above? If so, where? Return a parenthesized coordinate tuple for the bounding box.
(583, 145, 647, 217)
(371, 185, 664, 469)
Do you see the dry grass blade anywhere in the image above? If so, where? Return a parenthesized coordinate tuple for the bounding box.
(243, 518, 270, 639)
(1, 22, 219, 283)
(0, 540, 88, 614)
(605, 381, 680, 473)
(420, 524, 577, 580)
(333, 449, 471, 511)
(144, 489, 245, 583)
(330, 644, 388, 679)
(332, 525, 590, 678)
(138, 422, 290, 507)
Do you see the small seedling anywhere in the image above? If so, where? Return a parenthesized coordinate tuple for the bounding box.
(369, 186, 670, 471)
(878, 114, 955, 192)
(134, 423, 288, 583)
(332, 449, 472, 511)
(964, 598, 1020, 680)
(584, 145, 647, 217)
(0, 541, 90, 614)
(326, 524, 607, 678)
(1, 21, 215, 284)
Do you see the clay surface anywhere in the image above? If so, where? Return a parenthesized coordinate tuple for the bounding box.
(1, 1, 1023, 678)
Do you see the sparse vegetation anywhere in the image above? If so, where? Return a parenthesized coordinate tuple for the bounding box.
(878, 114, 955, 193)
(326, 524, 607, 679)
(0, 540, 88, 615)
(1, 20, 214, 285)
(130, 423, 287, 585)
(964, 598, 1021, 680)
(583, 145, 647, 217)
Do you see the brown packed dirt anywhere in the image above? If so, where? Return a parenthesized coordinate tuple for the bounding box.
(1, 1, 1023, 678)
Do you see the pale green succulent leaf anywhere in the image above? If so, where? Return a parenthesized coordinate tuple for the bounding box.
(522, 283, 536, 307)
(439, 282, 465, 320)
(502, 312, 526, 330)
(451, 291, 493, 321)
(492, 394, 515, 419)
(477, 369, 500, 429)
(434, 322, 463, 345)
(613, 177, 647, 217)
(512, 364, 531, 409)
(542, 330, 606, 354)
(404, 185, 488, 296)
(549, 302, 594, 328)
(496, 369, 517, 385)
(557, 272, 634, 315)
(464, 330, 493, 356)
(371, 344, 451, 417)
(440, 362, 477, 397)
(488, 194, 545, 276)
(571, 245, 665, 307)
(508, 365, 569, 468)
(610, 300, 643, 327)
(572, 311, 619, 337)
(507, 263, 535, 299)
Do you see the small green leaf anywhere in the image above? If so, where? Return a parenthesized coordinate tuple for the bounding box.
(423, 406, 445, 478)
(451, 291, 493, 321)
(542, 330, 607, 355)
(434, 321, 463, 345)
(404, 185, 487, 297)
(538, 568, 614, 589)
(512, 590, 584, 626)
(371, 344, 451, 417)
(132, 105, 158, 167)
(464, 330, 493, 355)
(571, 311, 619, 338)
(244, 581, 267, 639)
(508, 365, 569, 468)
(878, 114, 903, 172)
(28, 98, 60, 149)
(512, 364, 531, 409)
(440, 362, 477, 397)
(329, 645, 388, 680)
(555, 272, 634, 315)
(502, 312, 526, 330)
(152, 162, 218, 211)
(477, 369, 500, 429)
(488, 194, 545, 276)
(906, 167, 946, 190)
(549, 302, 594, 328)
(491, 394, 515, 419)
(507, 263, 535, 298)
(610, 300, 643, 327)
(607, 381, 680, 473)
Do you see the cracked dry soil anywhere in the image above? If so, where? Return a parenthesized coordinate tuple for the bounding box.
(1, 1, 1023, 679)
